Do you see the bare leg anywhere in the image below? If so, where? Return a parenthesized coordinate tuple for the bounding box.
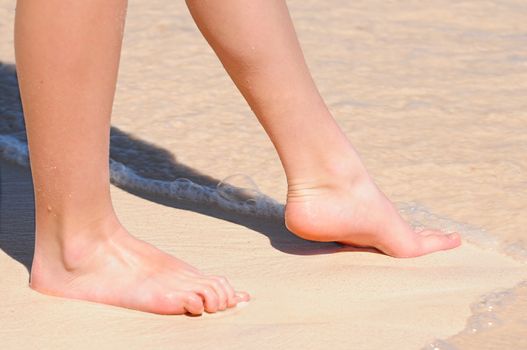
(15, 0, 248, 315)
(186, 0, 461, 257)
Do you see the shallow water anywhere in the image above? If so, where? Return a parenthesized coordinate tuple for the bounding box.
(1, 0, 527, 348)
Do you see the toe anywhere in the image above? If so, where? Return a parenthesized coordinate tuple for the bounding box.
(184, 293, 205, 315)
(158, 291, 195, 315)
(416, 231, 461, 256)
(194, 284, 220, 313)
(202, 276, 229, 311)
(235, 291, 251, 303)
(211, 275, 236, 309)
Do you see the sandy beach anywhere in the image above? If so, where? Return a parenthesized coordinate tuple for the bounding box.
(1, 160, 524, 349)
(1, 0, 527, 349)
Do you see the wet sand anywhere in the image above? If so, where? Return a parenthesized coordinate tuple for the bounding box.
(1, 0, 527, 349)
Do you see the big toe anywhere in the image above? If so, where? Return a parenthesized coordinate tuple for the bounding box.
(416, 231, 461, 256)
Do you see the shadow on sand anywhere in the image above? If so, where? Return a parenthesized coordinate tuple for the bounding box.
(0, 62, 375, 273)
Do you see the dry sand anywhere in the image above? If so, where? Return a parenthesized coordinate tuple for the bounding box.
(1, 0, 527, 349)
(1, 160, 524, 350)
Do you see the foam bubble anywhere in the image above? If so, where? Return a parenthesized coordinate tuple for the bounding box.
(108, 159, 284, 218)
(468, 313, 503, 333)
(424, 280, 527, 348)
(470, 289, 515, 314)
(217, 174, 262, 203)
(421, 339, 458, 350)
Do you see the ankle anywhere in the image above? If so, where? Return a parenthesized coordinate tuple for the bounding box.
(286, 146, 370, 198)
(33, 213, 123, 273)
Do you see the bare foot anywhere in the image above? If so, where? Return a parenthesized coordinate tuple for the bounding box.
(30, 218, 249, 315)
(285, 170, 461, 258)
